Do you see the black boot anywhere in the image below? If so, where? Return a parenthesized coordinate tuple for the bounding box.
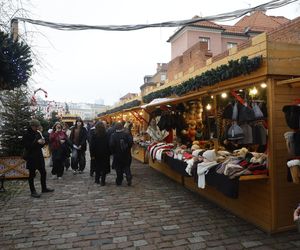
(101, 175, 106, 186)
(126, 176, 132, 186)
(42, 188, 54, 193)
(31, 191, 41, 198)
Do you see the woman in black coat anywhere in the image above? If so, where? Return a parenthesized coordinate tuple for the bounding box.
(23, 119, 54, 198)
(90, 121, 111, 185)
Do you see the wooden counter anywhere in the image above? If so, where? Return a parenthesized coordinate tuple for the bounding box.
(132, 144, 148, 164)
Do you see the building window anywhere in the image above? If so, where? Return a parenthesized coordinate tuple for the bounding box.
(160, 74, 166, 81)
(199, 37, 210, 50)
(227, 42, 237, 49)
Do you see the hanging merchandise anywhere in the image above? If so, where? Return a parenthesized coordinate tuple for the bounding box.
(252, 102, 264, 119)
(238, 124, 253, 145)
(231, 102, 238, 120)
(227, 122, 244, 141)
(146, 117, 169, 142)
(222, 102, 234, 120)
(238, 102, 255, 122)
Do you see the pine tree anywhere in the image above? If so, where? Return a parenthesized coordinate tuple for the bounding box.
(0, 88, 33, 156)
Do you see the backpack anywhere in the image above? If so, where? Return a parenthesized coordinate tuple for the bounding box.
(119, 138, 129, 153)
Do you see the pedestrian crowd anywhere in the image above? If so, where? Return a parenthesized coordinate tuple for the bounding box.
(22, 118, 133, 198)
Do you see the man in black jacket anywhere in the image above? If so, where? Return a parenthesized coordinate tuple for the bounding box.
(23, 119, 54, 198)
(109, 122, 133, 186)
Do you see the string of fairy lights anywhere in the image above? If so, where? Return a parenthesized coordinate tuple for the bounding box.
(13, 0, 298, 32)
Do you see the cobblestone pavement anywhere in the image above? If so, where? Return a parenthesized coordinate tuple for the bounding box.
(1, 158, 300, 250)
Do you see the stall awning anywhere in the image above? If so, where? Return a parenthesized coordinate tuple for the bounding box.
(141, 98, 177, 109)
(141, 90, 208, 112)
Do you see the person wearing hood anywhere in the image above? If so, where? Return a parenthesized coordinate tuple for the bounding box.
(22, 119, 54, 198)
(109, 122, 133, 186)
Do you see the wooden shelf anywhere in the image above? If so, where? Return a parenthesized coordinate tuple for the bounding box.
(240, 174, 269, 181)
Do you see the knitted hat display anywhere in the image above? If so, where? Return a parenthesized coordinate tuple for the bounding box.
(227, 123, 244, 141)
(287, 159, 300, 167)
(233, 147, 248, 158)
(191, 144, 200, 150)
(192, 149, 205, 157)
(287, 159, 300, 184)
(202, 149, 217, 162)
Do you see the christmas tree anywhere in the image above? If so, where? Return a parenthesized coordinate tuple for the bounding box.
(0, 31, 33, 90)
(0, 88, 33, 156)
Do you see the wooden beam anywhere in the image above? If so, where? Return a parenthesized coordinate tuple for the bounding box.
(276, 77, 300, 86)
(240, 175, 269, 181)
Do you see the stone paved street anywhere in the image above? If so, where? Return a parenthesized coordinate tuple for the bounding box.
(1, 158, 300, 249)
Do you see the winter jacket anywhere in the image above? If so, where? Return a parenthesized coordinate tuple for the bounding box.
(22, 127, 45, 170)
(70, 126, 88, 151)
(49, 131, 68, 161)
(110, 129, 133, 168)
(90, 130, 111, 174)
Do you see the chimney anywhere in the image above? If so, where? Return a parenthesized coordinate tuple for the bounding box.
(157, 63, 162, 72)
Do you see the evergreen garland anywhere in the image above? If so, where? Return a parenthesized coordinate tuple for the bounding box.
(0, 31, 33, 90)
(98, 99, 141, 116)
(143, 56, 262, 103)
(0, 88, 34, 156)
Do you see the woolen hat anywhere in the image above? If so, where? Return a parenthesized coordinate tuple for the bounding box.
(202, 149, 217, 162)
(29, 119, 41, 127)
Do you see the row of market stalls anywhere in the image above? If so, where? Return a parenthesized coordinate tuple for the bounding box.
(98, 20, 300, 233)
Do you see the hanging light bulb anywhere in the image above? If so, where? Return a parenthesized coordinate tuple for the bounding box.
(260, 83, 267, 88)
(249, 87, 258, 96)
(221, 92, 227, 98)
(210, 95, 214, 99)
(206, 104, 212, 110)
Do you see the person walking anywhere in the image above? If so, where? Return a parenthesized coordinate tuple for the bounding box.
(22, 119, 54, 198)
(62, 122, 71, 171)
(90, 121, 111, 185)
(109, 122, 133, 186)
(69, 118, 88, 174)
(49, 122, 68, 180)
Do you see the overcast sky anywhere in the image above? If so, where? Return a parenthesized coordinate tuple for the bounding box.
(20, 0, 300, 106)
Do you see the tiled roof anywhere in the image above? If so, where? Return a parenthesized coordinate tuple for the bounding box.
(191, 20, 224, 29)
(120, 93, 138, 100)
(221, 25, 247, 35)
(167, 11, 290, 42)
(234, 11, 290, 31)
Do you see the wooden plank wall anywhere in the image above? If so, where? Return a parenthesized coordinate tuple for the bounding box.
(183, 176, 272, 232)
(132, 144, 147, 163)
(268, 42, 300, 76)
(149, 159, 272, 232)
(271, 79, 300, 231)
(149, 158, 183, 184)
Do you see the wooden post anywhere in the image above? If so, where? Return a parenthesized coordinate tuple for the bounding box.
(10, 18, 19, 42)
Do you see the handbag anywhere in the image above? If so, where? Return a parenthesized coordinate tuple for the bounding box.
(252, 102, 264, 119)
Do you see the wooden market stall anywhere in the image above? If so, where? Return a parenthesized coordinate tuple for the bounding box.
(98, 105, 150, 163)
(142, 26, 300, 233)
(123, 106, 149, 163)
